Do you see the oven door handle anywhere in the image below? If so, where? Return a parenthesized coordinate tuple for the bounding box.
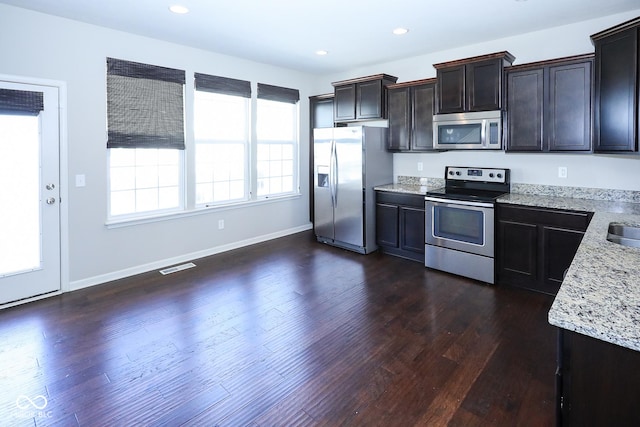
(424, 196, 494, 209)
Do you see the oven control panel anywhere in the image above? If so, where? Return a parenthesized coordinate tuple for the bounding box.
(445, 167, 509, 184)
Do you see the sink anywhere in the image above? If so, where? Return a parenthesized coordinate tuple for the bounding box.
(607, 223, 640, 248)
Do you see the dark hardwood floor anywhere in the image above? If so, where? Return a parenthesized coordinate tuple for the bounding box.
(0, 231, 556, 426)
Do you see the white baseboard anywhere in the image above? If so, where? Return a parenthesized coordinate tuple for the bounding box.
(69, 224, 313, 292)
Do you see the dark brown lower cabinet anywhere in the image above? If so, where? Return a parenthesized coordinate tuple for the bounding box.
(496, 204, 592, 295)
(375, 191, 425, 262)
(558, 329, 640, 426)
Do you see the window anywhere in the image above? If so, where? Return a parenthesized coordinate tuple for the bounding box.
(194, 73, 251, 206)
(105, 59, 303, 222)
(256, 83, 300, 198)
(106, 58, 186, 218)
(109, 148, 181, 216)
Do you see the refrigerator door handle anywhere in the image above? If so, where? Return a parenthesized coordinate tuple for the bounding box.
(330, 140, 338, 207)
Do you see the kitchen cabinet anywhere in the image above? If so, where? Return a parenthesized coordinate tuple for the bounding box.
(591, 17, 640, 152)
(332, 74, 398, 122)
(496, 204, 592, 296)
(557, 329, 640, 426)
(387, 79, 437, 151)
(309, 93, 335, 129)
(434, 51, 515, 114)
(505, 54, 593, 152)
(375, 191, 425, 262)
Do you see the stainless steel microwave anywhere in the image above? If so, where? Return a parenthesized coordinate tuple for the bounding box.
(433, 110, 502, 150)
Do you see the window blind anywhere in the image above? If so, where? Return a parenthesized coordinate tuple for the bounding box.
(257, 83, 300, 104)
(107, 58, 186, 149)
(0, 89, 44, 116)
(195, 73, 251, 98)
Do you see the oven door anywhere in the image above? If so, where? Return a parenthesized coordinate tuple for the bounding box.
(424, 197, 494, 258)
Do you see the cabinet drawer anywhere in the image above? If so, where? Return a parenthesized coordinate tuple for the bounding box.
(498, 204, 592, 231)
(376, 191, 425, 208)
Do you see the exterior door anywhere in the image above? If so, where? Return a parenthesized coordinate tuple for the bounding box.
(0, 81, 61, 306)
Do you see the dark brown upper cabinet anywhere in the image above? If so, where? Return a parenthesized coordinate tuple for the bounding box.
(332, 74, 398, 122)
(505, 54, 593, 152)
(591, 17, 640, 153)
(386, 78, 437, 151)
(309, 93, 334, 129)
(434, 51, 515, 114)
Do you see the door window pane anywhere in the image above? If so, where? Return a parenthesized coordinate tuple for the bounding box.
(0, 115, 41, 276)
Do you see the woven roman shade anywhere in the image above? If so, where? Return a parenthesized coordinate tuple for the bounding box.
(0, 89, 44, 115)
(257, 83, 299, 104)
(194, 73, 251, 98)
(107, 58, 186, 149)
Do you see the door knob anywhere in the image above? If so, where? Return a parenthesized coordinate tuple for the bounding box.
(46, 183, 55, 190)
(46, 197, 56, 205)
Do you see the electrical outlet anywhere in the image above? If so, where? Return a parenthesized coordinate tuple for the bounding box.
(417, 162, 423, 171)
(218, 219, 224, 230)
(558, 167, 568, 179)
(75, 174, 86, 187)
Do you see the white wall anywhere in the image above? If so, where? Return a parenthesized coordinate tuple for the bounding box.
(314, 9, 640, 191)
(0, 4, 316, 288)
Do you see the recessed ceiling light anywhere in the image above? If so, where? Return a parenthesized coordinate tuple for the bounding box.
(169, 5, 189, 14)
(393, 28, 409, 35)
(316, 50, 328, 56)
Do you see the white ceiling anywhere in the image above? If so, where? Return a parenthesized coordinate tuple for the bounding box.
(2, 0, 639, 74)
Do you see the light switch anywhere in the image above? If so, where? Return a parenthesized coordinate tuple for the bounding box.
(75, 174, 86, 187)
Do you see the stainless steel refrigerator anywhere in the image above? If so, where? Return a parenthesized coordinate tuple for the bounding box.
(313, 126, 392, 254)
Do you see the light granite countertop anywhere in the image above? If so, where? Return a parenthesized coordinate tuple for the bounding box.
(374, 183, 433, 195)
(376, 180, 640, 352)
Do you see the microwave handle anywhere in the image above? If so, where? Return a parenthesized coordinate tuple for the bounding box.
(481, 119, 488, 148)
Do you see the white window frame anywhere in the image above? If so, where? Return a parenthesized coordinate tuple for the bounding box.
(107, 147, 185, 221)
(193, 90, 250, 207)
(256, 98, 300, 199)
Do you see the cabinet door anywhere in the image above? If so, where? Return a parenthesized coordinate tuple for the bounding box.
(437, 66, 465, 113)
(376, 203, 399, 248)
(399, 206, 425, 254)
(310, 96, 334, 129)
(411, 84, 436, 151)
(357, 80, 384, 120)
(497, 219, 538, 288)
(560, 330, 640, 426)
(594, 27, 638, 152)
(542, 226, 585, 294)
(387, 87, 410, 151)
(334, 84, 356, 121)
(506, 68, 544, 151)
(548, 61, 592, 151)
(467, 59, 503, 111)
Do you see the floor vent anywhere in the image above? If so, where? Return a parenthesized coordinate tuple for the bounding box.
(159, 262, 196, 275)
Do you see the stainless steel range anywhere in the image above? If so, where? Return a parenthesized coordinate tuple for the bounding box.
(424, 166, 510, 284)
